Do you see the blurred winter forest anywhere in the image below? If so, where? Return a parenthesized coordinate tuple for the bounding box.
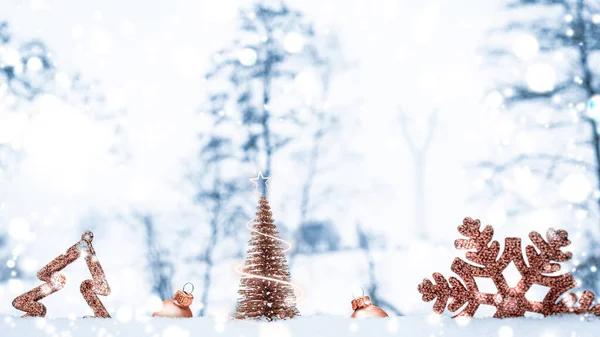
(2, 0, 600, 318)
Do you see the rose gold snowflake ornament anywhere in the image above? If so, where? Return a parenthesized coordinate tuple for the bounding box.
(418, 217, 600, 318)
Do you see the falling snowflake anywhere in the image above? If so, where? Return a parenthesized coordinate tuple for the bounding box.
(526, 63, 556, 93)
(587, 95, 600, 119)
(559, 173, 592, 203)
(418, 217, 600, 318)
(237, 47, 257, 66)
(283, 32, 305, 53)
(512, 34, 539, 61)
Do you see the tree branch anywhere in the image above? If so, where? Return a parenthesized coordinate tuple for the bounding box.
(475, 153, 594, 173)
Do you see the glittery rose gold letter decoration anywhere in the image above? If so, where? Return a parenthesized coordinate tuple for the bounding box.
(418, 217, 600, 318)
(12, 231, 111, 318)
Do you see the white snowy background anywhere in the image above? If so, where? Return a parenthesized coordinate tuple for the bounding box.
(1, 0, 599, 334)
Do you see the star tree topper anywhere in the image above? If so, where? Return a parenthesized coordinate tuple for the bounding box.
(250, 171, 270, 196)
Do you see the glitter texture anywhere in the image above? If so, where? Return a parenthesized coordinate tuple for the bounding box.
(234, 195, 300, 321)
(350, 296, 389, 318)
(418, 217, 600, 318)
(12, 231, 111, 318)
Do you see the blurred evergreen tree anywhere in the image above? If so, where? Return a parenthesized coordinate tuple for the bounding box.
(479, 0, 600, 293)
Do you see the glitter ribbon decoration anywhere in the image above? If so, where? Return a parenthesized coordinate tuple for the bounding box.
(12, 231, 111, 318)
(230, 219, 304, 322)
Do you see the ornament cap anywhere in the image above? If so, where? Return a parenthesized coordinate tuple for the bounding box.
(174, 289, 194, 307)
(351, 296, 372, 310)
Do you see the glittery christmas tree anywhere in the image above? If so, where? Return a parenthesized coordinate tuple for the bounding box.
(234, 195, 300, 321)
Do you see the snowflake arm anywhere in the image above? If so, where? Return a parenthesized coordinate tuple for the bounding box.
(418, 271, 469, 314)
(526, 229, 572, 273)
(455, 217, 501, 267)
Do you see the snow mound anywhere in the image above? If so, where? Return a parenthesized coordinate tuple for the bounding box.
(1, 314, 599, 337)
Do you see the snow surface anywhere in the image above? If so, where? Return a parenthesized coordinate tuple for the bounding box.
(0, 314, 599, 337)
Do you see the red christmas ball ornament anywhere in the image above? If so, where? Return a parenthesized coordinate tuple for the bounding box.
(350, 288, 389, 318)
(152, 283, 195, 318)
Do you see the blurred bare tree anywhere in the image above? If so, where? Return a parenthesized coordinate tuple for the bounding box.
(133, 213, 174, 301)
(290, 33, 346, 264)
(356, 223, 402, 316)
(188, 92, 248, 315)
(398, 109, 437, 240)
